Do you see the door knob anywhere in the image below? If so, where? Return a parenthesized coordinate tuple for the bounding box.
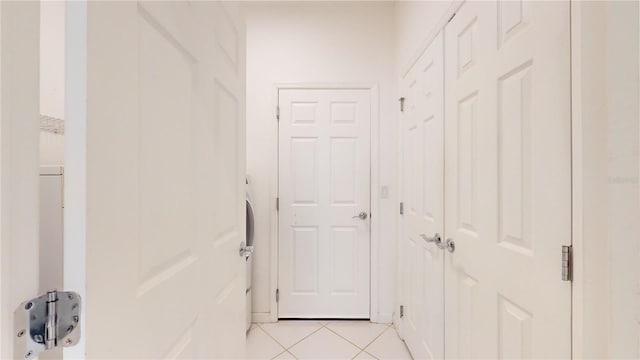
(239, 242, 254, 258)
(419, 233, 445, 249)
(446, 238, 455, 253)
(352, 211, 368, 220)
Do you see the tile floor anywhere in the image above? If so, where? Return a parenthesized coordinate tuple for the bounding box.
(246, 320, 413, 360)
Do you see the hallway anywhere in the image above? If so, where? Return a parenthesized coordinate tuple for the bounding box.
(246, 321, 412, 360)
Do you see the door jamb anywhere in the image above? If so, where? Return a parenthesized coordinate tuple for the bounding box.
(269, 83, 381, 322)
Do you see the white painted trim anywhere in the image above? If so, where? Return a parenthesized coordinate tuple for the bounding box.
(267, 82, 381, 322)
(64, 2, 87, 358)
(268, 85, 279, 322)
(570, 2, 584, 358)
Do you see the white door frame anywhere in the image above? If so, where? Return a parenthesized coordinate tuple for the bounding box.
(268, 83, 381, 322)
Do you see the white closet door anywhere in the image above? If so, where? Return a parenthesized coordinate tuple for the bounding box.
(399, 32, 445, 360)
(65, 2, 246, 358)
(444, 1, 571, 358)
(278, 88, 371, 318)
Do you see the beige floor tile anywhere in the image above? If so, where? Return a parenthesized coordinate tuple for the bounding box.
(289, 327, 361, 359)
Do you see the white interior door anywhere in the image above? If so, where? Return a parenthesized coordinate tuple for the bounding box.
(444, 1, 572, 358)
(398, 32, 445, 360)
(0, 2, 40, 358)
(278, 88, 371, 318)
(65, 2, 246, 358)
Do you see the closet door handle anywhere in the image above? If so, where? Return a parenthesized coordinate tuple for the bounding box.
(446, 238, 455, 253)
(352, 212, 368, 220)
(419, 233, 445, 250)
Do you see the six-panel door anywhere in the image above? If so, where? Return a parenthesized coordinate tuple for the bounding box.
(278, 88, 371, 318)
(444, 1, 572, 358)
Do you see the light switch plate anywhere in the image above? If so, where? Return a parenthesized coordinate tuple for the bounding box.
(381, 186, 389, 199)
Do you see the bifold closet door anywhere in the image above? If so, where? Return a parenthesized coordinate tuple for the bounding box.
(444, 1, 572, 358)
(399, 32, 445, 360)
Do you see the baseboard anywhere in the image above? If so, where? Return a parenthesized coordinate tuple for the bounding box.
(252, 313, 275, 323)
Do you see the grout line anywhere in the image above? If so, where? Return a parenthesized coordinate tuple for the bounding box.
(254, 324, 287, 354)
(271, 349, 298, 360)
(323, 325, 366, 351)
(361, 325, 395, 357)
(255, 321, 395, 359)
(365, 350, 380, 360)
(285, 324, 325, 351)
(323, 321, 393, 355)
(256, 321, 325, 353)
(357, 323, 392, 353)
(287, 324, 324, 350)
(270, 349, 288, 360)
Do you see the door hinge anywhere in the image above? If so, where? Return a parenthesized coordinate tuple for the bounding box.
(276, 289, 280, 303)
(399, 97, 405, 112)
(276, 106, 280, 121)
(400, 202, 404, 215)
(276, 197, 279, 211)
(447, 12, 456, 23)
(400, 305, 404, 318)
(14, 290, 82, 359)
(562, 245, 573, 281)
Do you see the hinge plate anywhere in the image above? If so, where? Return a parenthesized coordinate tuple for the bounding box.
(276, 289, 280, 303)
(14, 290, 81, 359)
(400, 305, 404, 318)
(400, 202, 404, 215)
(562, 245, 573, 281)
(399, 97, 405, 112)
(276, 197, 279, 211)
(276, 106, 280, 121)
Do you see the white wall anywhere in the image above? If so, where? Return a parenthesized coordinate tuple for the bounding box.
(41, 1, 65, 120)
(606, 3, 639, 358)
(40, 1, 65, 165)
(563, 2, 639, 358)
(244, 1, 397, 322)
(574, 1, 640, 358)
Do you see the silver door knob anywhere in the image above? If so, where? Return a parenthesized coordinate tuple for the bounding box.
(446, 238, 455, 253)
(352, 211, 368, 220)
(419, 233, 445, 249)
